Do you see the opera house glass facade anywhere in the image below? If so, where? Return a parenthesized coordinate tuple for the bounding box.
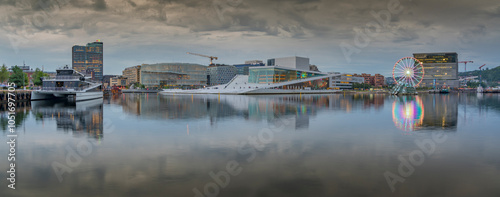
(248, 67, 329, 90)
(140, 63, 207, 88)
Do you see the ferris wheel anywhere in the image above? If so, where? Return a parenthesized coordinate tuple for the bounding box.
(392, 57, 425, 88)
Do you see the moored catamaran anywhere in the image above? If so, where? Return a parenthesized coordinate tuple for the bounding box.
(31, 65, 103, 101)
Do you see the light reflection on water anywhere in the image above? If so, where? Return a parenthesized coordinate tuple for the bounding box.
(0, 93, 499, 197)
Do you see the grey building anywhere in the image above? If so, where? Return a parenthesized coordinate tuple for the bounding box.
(234, 61, 265, 75)
(72, 41, 103, 81)
(267, 56, 310, 71)
(207, 65, 238, 86)
(140, 63, 207, 89)
(413, 52, 459, 88)
(330, 73, 364, 89)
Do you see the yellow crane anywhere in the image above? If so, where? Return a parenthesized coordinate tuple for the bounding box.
(186, 52, 218, 65)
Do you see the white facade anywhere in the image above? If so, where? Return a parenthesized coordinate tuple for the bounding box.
(269, 56, 310, 70)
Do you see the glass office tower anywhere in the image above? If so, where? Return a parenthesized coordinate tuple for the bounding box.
(72, 41, 103, 81)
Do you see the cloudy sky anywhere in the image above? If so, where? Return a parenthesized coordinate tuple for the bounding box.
(1, 0, 499, 76)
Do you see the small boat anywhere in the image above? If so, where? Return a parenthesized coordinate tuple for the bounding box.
(439, 88, 450, 94)
(32, 66, 103, 101)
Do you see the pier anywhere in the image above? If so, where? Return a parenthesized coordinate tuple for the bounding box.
(0, 90, 32, 103)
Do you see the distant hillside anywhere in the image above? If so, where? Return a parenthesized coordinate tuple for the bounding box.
(459, 66, 500, 82)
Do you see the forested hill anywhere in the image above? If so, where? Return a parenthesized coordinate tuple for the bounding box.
(459, 66, 500, 82)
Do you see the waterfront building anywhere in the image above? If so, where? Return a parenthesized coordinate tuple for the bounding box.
(207, 64, 238, 86)
(374, 74, 385, 87)
(161, 65, 340, 94)
(248, 66, 325, 85)
(102, 75, 117, 89)
(72, 40, 103, 81)
(330, 73, 364, 89)
(267, 56, 310, 70)
(353, 73, 385, 87)
(413, 52, 459, 88)
(140, 63, 207, 89)
(123, 65, 141, 85)
(110, 76, 127, 87)
(233, 61, 265, 75)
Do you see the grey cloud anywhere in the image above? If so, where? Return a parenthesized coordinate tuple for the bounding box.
(93, 0, 107, 11)
(391, 26, 419, 43)
(459, 24, 487, 43)
(70, 0, 107, 11)
(126, 0, 137, 7)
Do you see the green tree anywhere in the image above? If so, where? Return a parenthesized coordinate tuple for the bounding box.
(352, 82, 373, 90)
(466, 81, 487, 88)
(8, 66, 28, 87)
(32, 68, 49, 86)
(0, 64, 9, 83)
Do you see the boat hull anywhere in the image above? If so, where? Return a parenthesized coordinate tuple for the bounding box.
(31, 91, 103, 101)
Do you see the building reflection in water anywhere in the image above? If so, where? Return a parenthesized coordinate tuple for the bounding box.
(392, 94, 458, 132)
(109, 93, 387, 131)
(32, 99, 104, 139)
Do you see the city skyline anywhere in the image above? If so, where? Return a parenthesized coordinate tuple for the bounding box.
(1, 0, 500, 77)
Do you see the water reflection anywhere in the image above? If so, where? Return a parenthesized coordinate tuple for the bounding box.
(31, 99, 104, 139)
(1, 93, 499, 197)
(392, 96, 425, 132)
(107, 94, 388, 130)
(0, 101, 31, 133)
(392, 94, 458, 133)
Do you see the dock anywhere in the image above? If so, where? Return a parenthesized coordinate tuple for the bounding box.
(0, 90, 32, 103)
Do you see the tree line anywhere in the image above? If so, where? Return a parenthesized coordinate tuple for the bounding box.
(459, 66, 500, 82)
(1, 64, 49, 88)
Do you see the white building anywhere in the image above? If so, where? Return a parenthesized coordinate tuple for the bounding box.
(267, 56, 310, 71)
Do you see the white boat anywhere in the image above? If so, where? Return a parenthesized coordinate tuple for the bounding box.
(31, 66, 103, 101)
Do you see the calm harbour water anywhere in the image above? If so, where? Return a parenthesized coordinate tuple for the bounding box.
(1, 93, 500, 197)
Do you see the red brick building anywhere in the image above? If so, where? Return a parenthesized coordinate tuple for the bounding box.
(353, 73, 385, 87)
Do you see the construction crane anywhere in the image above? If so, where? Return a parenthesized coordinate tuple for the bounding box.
(459, 61, 473, 86)
(187, 52, 218, 65)
(458, 61, 474, 72)
(479, 64, 486, 70)
(479, 64, 486, 84)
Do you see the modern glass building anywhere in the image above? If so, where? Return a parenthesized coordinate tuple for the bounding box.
(207, 65, 237, 86)
(248, 67, 330, 90)
(72, 41, 103, 81)
(249, 67, 325, 84)
(233, 62, 265, 75)
(140, 63, 207, 89)
(413, 52, 459, 88)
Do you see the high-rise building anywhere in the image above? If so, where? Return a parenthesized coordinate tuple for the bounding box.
(72, 40, 103, 81)
(413, 52, 459, 88)
(123, 65, 141, 85)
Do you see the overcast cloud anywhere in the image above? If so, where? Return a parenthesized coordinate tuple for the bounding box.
(1, 0, 499, 76)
